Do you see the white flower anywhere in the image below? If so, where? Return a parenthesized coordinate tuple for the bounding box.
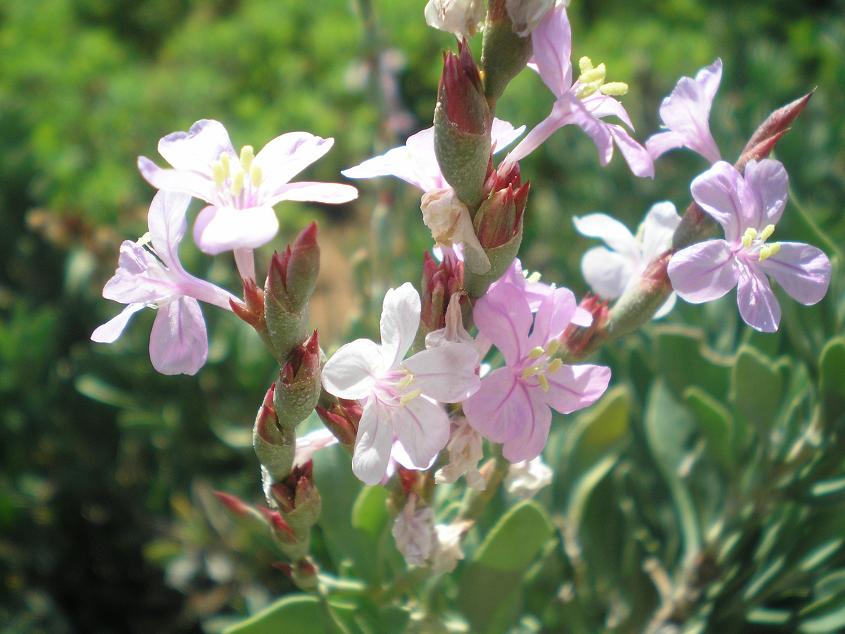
(505, 456, 553, 499)
(322, 283, 481, 485)
(392, 495, 436, 567)
(431, 523, 469, 574)
(420, 188, 491, 274)
(505, 0, 562, 36)
(574, 202, 682, 319)
(424, 0, 485, 40)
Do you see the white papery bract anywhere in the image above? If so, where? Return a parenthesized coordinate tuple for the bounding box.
(505, 457, 553, 499)
(392, 494, 436, 567)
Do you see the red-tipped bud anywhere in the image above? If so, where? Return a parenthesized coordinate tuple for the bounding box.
(562, 294, 610, 358)
(213, 491, 254, 518)
(258, 507, 298, 543)
(274, 331, 322, 430)
(254, 383, 296, 480)
(440, 40, 486, 135)
(285, 222, 320, 310)
(743, 91, 813, 155)
(315, 398, 361, 448)
(266, 460, 321, 532)
(421, 250, 465, 333)
(473, 179, 529, 249)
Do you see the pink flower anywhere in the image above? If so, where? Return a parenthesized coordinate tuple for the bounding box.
(463, 283, 611, 462)
(504, 6, 653, 178)
(91, 191, 236, 375)
(646, 59, 722, 164)
(321, 283, 481, 485)
(668, 160, 831, 332)
(341, 118, 525, 193)
(138, 120, 357, 277)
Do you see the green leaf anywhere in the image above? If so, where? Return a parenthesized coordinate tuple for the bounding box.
(645, 381, 701, 562)
(800, 594, 845, 633)
(351, 485, 389, 539)
(819, 337, 845, 425)
(652, 325, 732, 399)
(458, 500, 554, 633)
(223, 595, 324, 634)
(731, 345, 783, 431)
(684, 386, 735, 472)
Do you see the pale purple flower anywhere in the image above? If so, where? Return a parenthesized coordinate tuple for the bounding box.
(293, 428, 339, 467)
(574, 202, 682, 318)
(504, 6, 654, 178)
(138, 119, 357, 277)
(321, 283, 481, 485)
(668, 159, 831, 332)
(646, 59, 722, 163)
(341, 118, 525, 193)
(463, 282, 611, 462)
(91, 191, 236, 375)
(491, 258, 593, 325)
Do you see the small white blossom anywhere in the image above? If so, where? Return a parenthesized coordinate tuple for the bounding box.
(424, 0, 485, 40)
(506, 0, 562, 36)
(392, 495, 436, 567)
(435, 417, 487, 490)
(421, 188, 490, 274)
(431, 523, 468, 574)
(505, 456, 553, 499)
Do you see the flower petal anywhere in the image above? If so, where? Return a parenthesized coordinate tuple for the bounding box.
(293, 429, 339, 467)
(639, 201, 682, 262)
(352, 401, 394, 485)
(736, 262, 781, 332)
(267, 181, 358, 206)
(530, 4, 572, 97)
(342, 145, 428, 190)
(322, 338, 383, 399)
(501, 387, 552, 463)
(690, 161, 744, 242)
(544, 363, 611, 415)
(608, 123, 655, 178)
(403, 342, 481, 403)
(149, 297, 208, 375)
(566, 96, 614, 166)
(102, 241, 169, 304)
(573, 212, 638, 257)
(393, 397, 450, 470)
(254, 132, 334, 191)
(193, 204, 279, 254)
(583, 93, 634, 130)
(668, 239, 738, 303)
(580, 246, 634, 299)
(474, 282, 532, 367)
(491, 118, 527, 153)
(528, 287, 577, 348)
(503, 108, 565, 166)
(148, 190, 191, 271)
(742, 159, 789, 229)
(646, 130, 689, 161)
(380, 283, 421, 368)
(653, 292, 677, 319)
(157, 119, 235, 172)
(463, 367, 524, 443)
(91, 302, 146, 343)
(759, 241, 831, 305)
(137, 157, 217, 202)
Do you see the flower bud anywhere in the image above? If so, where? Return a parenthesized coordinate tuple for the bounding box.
(434, 41, 492, 207)
(741, 91, 813, 164)
(562, 294, 609, 358)
(267, 460, 322, 533)
(213, 490, 262, 521)
(274, 331, 322, 430)
(315, 398, 361, 448)
(258, 507, 309, 560)
(421, 250, 464, 334)
(264, 223, 320, 360)
(253, 384, 296, 480)
(424, 0, 485, 40)
(481, 0, 534, 103)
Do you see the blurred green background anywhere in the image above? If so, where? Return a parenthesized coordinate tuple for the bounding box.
(2, 0, 844, 632)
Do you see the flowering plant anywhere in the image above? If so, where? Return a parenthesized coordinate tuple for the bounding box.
(89, 1, 842, 631)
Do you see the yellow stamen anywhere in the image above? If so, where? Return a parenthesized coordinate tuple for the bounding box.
(212, 160, 226, 188)
(399, 389, 422, 406)
(522, 366, 541, 379)
(759, 242, 781, 262)
(538, 374, 550, 393)
(580, 63, 606, 84)
(579, 56, 593, 73)
(396, 371, 415, 391)
(741, 227, 758, 249)
(136, 231, 152, 246)
(231, 168, 245, 197)
(239, 145, 255, 171)
(600, 81, 629, 96)
(545, 338, 560, 357)
(526, 271, 542, 283)
(219, 152, 230, 174)
(548, 358, 563, 374)
(250, 164, 263, 187)
(575, 81, 602, 99)
(760, 224, 776, 241)
(529, 346, 545, 359)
